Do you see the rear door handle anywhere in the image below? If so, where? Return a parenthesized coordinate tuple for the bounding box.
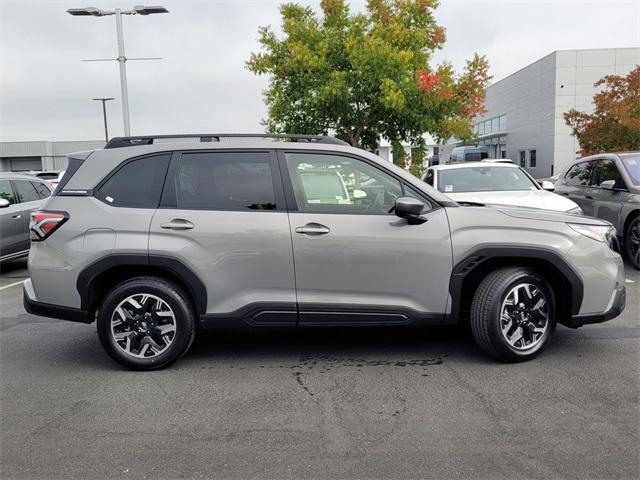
(12, 214, 21, 219)
(161, 219, 194, 230)
(295, 223, 330, 235)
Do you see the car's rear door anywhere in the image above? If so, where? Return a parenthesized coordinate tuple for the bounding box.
(589, 158, 628, 230)
(280, 150, 452, 326)
(10, 179, 44, 253)
(556, 160, 595, 215)
(149, 149, 296, 326)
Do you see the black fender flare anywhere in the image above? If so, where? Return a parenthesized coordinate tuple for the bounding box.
(76, 254, 207, 314)
(448, 245, 584, 321)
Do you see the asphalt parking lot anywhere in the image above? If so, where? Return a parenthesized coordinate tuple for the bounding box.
(1, 257, 638, 480)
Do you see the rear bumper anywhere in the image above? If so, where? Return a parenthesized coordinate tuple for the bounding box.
(23, 279, 92, 324)
(564, 286, 626, 328)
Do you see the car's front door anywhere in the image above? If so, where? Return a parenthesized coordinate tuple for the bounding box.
(149, 150, 297, 326)
(0, 179, 25, 258)
(280, 151, 452, 326)
(589, 158, 627, 230)
(556, 160, 596, 215)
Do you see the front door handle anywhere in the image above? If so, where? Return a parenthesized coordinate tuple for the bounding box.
(161, 219, 194, 230)
(295, 223, 330, 235)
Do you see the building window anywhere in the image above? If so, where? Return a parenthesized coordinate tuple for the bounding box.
(529, 150, 537, 168)
(499, 115, 507, 132)
(433, 146, 439, 155)
(519, 151, 526, 167)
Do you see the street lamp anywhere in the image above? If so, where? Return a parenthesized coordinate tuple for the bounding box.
(68, 5, 168, 136)
(93, 97, 114, 142)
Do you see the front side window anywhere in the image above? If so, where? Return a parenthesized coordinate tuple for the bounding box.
(13, 180, 40, 203)
(96, 154, 171, 208)
(0, 180, 16, 205)
(285, 153, 405, 214)
(175, 151, 276, 210)
(563, 161, 593, 186)
(591, 159, 626, 189)
(437, 166, 537, 193)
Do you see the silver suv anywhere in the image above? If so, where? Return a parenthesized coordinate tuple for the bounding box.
(23, 134, 626, 370)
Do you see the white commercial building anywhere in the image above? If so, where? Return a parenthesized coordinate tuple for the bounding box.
(0, 140, 104, 172)
(444, 48, 640, 178)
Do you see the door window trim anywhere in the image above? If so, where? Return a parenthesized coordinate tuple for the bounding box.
(159, 149, 287, 212)
(276, 149, 441, 215)
(562, 160, 594, 187)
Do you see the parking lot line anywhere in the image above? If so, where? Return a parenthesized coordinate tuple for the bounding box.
(0, 280, 24, 291)
(626, 278, 635, 284)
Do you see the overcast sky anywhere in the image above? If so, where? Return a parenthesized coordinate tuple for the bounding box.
(0, 0, 638, 142)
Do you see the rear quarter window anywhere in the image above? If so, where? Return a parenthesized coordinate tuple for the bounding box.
(95, 154, 171, 208)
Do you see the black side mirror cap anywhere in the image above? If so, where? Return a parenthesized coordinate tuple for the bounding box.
(394, 197, 427, 225)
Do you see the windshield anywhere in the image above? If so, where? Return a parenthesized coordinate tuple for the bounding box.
(620, 154, 640, 185)
(437, 166, 537, 193)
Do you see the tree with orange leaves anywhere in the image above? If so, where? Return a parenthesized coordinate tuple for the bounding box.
(247, 0, 491, 154)
(564, 66, 640, 156)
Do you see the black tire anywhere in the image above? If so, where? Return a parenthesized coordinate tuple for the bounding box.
(624, 216, 640, 270)
(97, 277, 196, 370)
(470, 267, 556, 363)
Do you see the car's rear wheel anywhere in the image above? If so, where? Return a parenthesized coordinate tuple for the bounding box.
(625, 216, 640, 270)
(470, 267, 556, 362)
(97, 277, 196, 370)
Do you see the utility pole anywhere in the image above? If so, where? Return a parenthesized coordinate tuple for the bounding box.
(93, 97, 114, 142)
(68, 5, 168, 136)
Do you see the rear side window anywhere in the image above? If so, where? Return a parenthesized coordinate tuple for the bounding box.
(175, 152, 276, 210)
(0, 180, 16, 205)
(96, 154, 171, 208)
(31, 181, 51, 199)
(13, 180, 40, 203)
(563, 161, 592, 186)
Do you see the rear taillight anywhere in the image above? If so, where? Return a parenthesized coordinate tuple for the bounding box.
(30, 211, 69, 241)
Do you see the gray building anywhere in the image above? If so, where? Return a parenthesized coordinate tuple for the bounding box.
(444, 48, 640, 178)
(0, 140, 104, 172)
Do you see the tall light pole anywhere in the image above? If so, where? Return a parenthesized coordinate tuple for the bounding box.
(67, 5, 168, 136)
(93, 97, 114, 142)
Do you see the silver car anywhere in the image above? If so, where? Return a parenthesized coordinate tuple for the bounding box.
(23, 134, 626, 370)
(0, 173, 53, 262)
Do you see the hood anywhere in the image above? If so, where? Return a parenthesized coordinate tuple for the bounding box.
(445, 189, 579, 212)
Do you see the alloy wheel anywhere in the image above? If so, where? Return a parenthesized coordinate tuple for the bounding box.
(500, 283, 550, 350)
(630, 222, 640, 266)
(110, 293, 177, 358)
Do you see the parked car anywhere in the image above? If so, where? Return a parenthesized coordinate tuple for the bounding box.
(32, 171, 65, 189)
(554, 152, 640, 269)
(24, 134, 624, 370)
(0, 173, 53, 262)
(421, 162, 582, 214)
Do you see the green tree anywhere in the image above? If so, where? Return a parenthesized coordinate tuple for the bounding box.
(564, 66, 640, 155)
(247, 0, 491, 151)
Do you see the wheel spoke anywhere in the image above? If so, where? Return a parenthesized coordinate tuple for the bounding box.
(507, 327, 523, 346)
(500, 282, 550, 351)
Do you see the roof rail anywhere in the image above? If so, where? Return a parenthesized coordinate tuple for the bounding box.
(104, 133, 349, 149)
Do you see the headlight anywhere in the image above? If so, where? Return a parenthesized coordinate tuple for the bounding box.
(567, 206, 583, 215)
(567, 223, 616, 244)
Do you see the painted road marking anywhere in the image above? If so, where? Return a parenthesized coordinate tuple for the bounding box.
(0, 280, 24, 291)
(625, 278, 635, 284)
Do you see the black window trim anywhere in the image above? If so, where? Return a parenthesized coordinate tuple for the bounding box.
(93, 151, 173, 209)
(159, 148, 287, 213)
(562, 159, 594, 187)
(276, 149, 441, 216)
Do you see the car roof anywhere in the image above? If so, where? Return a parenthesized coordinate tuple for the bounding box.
(430, 162, 519, 171)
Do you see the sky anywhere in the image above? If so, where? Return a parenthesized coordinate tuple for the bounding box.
(0, 0, 638, 142)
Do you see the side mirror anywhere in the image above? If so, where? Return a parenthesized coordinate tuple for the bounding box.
(600, 180, 615, 190)
(540, 180, 555, 191)
(394, 197, 427, 225)
(352, 189, 367, 200)
(0, 198, 10, 208)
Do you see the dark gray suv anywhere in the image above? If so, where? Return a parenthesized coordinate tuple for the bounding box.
(554, 152, 640, 269)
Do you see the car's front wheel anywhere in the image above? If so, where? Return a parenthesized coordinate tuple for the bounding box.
(470, 267, 556, 362)
(625, 216, 640, 270)
(97, 277, 196, 370)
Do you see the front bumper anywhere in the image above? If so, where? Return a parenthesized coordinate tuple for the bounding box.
(23, 279, 92, 324)
(565, 286, 626, 328)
